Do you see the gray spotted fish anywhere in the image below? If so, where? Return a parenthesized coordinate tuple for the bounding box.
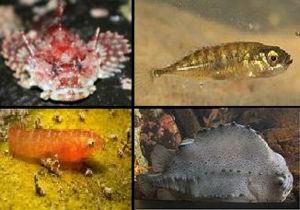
(137, 123, 293, 202)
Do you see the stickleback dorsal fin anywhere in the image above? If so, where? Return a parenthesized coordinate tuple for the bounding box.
(151, 144, 176, 173)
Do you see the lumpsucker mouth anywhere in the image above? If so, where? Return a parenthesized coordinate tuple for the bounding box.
(285, 55, 293, 65)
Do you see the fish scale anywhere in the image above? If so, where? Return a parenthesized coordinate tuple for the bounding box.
(139, 123, 293, 202)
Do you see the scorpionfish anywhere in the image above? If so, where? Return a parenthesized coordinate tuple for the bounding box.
(1, 0, 131, 101)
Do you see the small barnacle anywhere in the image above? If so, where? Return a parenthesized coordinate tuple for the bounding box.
(126, 127, 130, 140)
(85, 168, 93, 177)
(108, 134, 118, 141)
(246, 125, 251, 129)
(34, 174, 45, 196)
(3, 149, 9, 155)
(79, 112, 85, 122)
(52, 113, 63, 123)
(34, 117, 42, 129)
(231, 121, 237, 126)
(109, 109, 116, 117)
(236, 170, 241, 173)
(103, 187, 113, 200)
(40, 155, 62, 176)
(117, 148, 125, 158)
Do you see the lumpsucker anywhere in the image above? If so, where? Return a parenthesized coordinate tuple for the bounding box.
(137, 123, 293, 202)
(136, 42, 293, 88)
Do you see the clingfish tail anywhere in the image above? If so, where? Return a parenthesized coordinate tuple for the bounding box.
(8, 125, 104, 163)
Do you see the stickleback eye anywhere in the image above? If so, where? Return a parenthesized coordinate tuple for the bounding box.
(270, 55, 277, 61)
(267, 50, 279, 65)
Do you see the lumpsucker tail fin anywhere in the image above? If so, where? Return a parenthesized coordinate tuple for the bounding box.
(136, 174, 157, 199)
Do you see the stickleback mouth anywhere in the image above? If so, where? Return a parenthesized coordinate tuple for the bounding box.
(285, 55, 293, 65)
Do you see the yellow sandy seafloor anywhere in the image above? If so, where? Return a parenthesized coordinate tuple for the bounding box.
(0, 109, 131, 210)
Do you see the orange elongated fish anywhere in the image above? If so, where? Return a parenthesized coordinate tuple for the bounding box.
(8, 124, 103, 163)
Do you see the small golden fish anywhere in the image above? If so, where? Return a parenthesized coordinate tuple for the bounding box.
(150, 42, 292, 80)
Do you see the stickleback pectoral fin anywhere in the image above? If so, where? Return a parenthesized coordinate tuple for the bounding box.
(176, 63, 209, 71)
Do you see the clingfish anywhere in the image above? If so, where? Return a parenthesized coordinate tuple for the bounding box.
(8, 124, 103, 163)
(151, 42, 293, 80)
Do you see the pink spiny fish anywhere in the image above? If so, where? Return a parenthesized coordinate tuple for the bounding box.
(1, 0, 131, 101)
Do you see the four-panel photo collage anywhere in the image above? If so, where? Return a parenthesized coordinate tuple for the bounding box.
(0, 0, 299, 209)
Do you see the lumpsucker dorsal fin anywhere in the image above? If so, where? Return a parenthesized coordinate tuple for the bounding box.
(151, 144, 176, 173)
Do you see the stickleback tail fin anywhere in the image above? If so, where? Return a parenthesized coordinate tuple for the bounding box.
(135, 68, 156, 94)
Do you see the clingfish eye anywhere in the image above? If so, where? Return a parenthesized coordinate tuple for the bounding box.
(87, 138, 96, 148)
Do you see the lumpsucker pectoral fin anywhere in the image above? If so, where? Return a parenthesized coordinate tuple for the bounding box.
(151, 144, 176, 173)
